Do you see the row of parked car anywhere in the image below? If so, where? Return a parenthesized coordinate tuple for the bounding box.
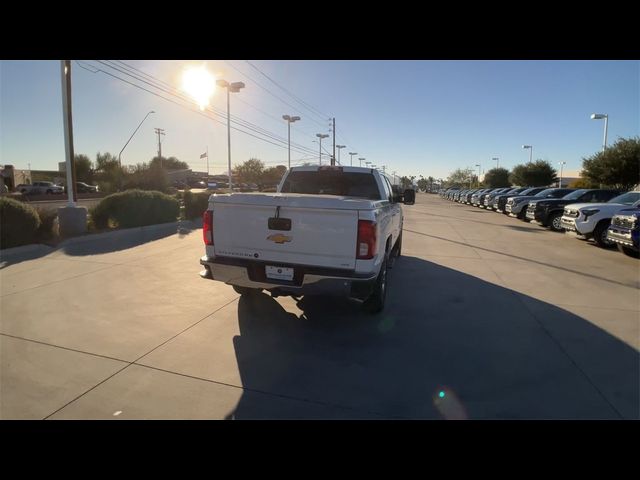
(439, 185, 640, 258)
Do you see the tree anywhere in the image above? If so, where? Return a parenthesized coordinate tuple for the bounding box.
(74, 154, 93, 183)
(427, 176, 435, 191)
(150, 156, 189, 171)
(581, 137, 640, 190)
(261, 165, 287, 187)
(509, 160, 557, 187)
(446, 168, 475, 187)
(123, 162, 169, 192)
(233, 158, 265, 184)
(416, 178, 429, 192)
(483, 167, 511, 188)
(94, 152, 126, 193)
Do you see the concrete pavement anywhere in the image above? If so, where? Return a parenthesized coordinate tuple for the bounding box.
(1, 194, 638, 419)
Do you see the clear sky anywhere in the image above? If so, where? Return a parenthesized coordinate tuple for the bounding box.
(1, 60, 638, 180)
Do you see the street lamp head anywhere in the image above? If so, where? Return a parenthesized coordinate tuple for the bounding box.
(282, 115, 290, 121)
(229, 82, 245, 93)
(216, 79, 229, 88)
(349, 152, 357, 156)
(591, 113, 607, 120)
(475, 164, 481, 167)
(522, 145, 531, 149)
(316, 133, 329, 139)
(150, 110, 155, 114)
(291, 116, 301, 122)
(336, 145, 346, 149)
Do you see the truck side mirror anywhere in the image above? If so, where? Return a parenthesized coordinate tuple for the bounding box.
(403, 189, 415, 205)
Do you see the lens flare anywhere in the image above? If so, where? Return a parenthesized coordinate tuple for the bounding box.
(181, 65, 216, 110)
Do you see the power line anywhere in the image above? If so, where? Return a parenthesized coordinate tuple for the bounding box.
(245, 60, 332, 123)
(108, 60, 321, 156)
(223, 60, 329, 130)
(89, 61, 319, 157)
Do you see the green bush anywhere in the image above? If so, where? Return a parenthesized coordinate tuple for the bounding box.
(0, 197, 41, 249)
(34, 207, 58, 241)
(90, 189, 179, 230)
(183, 191, 210, 219)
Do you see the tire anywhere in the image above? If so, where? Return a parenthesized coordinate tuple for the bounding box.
(593, 221, 614, 248)
(617, 244, 639, 258)
(517, 209, 527, 220)
(396, 230, 402, 258)
(232, 285, 262, 295)
(549, 212, 563, 232)
(362, 258, 388, 314)
(46, 189, 52, 194)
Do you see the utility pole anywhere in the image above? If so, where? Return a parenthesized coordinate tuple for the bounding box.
(316, 133, 329, 165)
(154, 128, 165, 168)
(349, 152, 357, 167)
(61, 60, 77, 205)
(331, 117, 336, 166)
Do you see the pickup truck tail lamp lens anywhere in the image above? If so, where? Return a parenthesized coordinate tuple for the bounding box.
(203, 210, 214, 245)
(356, 220, 377, 260)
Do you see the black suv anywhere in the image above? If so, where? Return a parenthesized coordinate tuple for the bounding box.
(526, 189, 621, 231)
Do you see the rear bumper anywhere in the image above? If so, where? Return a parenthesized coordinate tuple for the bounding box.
(199, 256, 378, 300)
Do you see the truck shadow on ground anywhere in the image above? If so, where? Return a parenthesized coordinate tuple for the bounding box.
(225, 256, 639, 420)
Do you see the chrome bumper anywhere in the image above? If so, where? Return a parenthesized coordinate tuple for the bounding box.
(200, 256, 378, 299)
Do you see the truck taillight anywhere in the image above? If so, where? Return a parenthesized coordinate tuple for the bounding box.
(356, 220, 376, 260)
(203, 210, 214, 245)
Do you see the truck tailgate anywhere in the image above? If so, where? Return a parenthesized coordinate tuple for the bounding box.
(213, 201, 358, 270)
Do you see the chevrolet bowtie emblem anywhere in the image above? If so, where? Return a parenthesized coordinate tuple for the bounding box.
(267, 233, 292, 244)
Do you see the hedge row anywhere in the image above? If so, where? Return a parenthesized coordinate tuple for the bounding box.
(182, 191, 210, 219)
(0, 197, 41, 249)
(90, 189, 179, 229)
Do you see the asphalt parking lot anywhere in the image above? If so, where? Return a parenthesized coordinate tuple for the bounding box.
(1, 194, 638, 419)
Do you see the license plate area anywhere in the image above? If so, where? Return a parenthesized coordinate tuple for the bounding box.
(265, 265, 294, 281)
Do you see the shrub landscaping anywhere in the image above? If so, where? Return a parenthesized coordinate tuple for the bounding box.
(90, 189, 179, 230)
(0, 197, 41, 249)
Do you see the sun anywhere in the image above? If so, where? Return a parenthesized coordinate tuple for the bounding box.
(181, 65, 216, 110)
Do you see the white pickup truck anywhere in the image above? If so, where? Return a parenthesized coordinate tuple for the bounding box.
(200, 165, 415, 313)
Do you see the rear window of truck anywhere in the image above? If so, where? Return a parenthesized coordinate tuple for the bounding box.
(280, 171, 381, 200)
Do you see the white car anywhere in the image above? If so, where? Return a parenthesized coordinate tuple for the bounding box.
(199, 165, 414, 313)
(560, 191, 640, 247)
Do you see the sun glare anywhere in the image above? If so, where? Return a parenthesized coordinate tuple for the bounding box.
(181, 65, 216, 110)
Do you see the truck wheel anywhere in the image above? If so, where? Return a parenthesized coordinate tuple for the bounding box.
(617, 244, 640, 258)
(362, 258, 388, 314)
(46, 189, 53, 194)
(549, 212, 563, 232)
(232, 285, 262, 295)
(593, 221, 614, 248)
(517, 209, 527, 220)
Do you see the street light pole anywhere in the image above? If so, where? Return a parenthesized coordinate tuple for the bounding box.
(316, 133, 329, 165)
(522, 145, 533, 163)
(492, 157, 499, 168)
(217, 79, 245, 191)
(336, 145, 346, 165)
(558, 161, 566, 187)
(475, 164, 481, 187)
(118, 110, 155, 166)
(349, 152, 358, 166)
(590, 113, 609, 152)
(283, 115, 301, 169)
